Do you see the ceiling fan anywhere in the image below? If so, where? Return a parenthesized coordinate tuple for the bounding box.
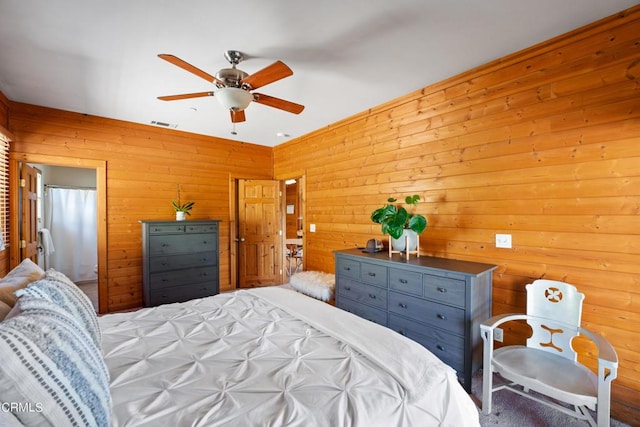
(157, 50, 304, 123)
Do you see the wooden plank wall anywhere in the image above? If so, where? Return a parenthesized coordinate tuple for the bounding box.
(8, 103, 273, 311)
(274, 6, 640, 422)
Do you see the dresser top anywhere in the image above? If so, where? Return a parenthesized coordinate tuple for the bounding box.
(334, 248, 497, 276)
(140, 219, 220, 224)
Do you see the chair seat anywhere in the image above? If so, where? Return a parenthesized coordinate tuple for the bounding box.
(493, 345, 597, 409)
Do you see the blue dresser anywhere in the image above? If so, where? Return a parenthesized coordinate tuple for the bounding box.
(334, 248, 496, 392)
(141, 220, 220, 307)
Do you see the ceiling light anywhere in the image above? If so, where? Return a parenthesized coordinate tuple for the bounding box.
(276, 132, 291, 138)
(215, 87, 252, 111)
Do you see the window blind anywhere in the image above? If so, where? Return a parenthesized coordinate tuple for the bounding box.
(0, 131, 9, 248)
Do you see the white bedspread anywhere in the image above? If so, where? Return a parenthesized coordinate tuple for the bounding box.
(100, 287, 479, 426)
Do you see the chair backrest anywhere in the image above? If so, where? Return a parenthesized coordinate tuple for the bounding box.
(525, 279, 585, 362)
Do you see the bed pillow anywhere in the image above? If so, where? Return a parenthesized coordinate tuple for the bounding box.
(0, 295, 111, 426)
(0, 258, 45, 306)
(0, 300, 11, 320)
(16, 269, 101, 346)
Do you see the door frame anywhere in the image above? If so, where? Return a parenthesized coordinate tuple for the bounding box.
(229, 175, 283, 289)
(9, 152, 108, 313)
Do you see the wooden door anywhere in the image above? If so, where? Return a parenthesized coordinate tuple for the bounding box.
(20, 164, 39, 263)
(237, 179, 282, 288)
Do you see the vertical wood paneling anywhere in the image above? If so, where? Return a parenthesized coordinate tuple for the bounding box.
(274, 6, 640, 423)
(8, 103, 273, 311)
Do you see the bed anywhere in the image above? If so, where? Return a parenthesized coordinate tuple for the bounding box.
(0, 261, 480, 426)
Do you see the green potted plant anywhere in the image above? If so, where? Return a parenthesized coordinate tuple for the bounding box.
(172, 184, 194, 221)
(371, 194, 427, 251)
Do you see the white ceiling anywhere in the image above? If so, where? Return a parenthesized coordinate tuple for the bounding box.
(0, 1, 637, 147)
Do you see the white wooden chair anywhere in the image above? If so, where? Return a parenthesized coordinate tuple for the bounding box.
(480, 279, 618, 426)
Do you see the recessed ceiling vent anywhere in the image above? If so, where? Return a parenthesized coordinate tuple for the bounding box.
(151, 120, 177, 128)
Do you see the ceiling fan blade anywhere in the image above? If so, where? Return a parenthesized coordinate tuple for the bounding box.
(253, 93, 304, 114)
(230, 109, 246, 123)
(158, 54, 223, 85)
(241, 61, 293, 90)
(157, 91, 214, 101)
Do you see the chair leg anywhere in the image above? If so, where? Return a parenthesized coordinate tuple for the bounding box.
(482, 367, 493, 414)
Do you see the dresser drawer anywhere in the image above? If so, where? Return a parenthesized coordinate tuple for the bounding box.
(149, 252, 217, 273)
(360, 262, 387, 288)
(389, 268, 422, 296)
(185, 223, 218, 233)
(338, 278, 387, 310)
(336, 258, 360, 280)
(423, 274, 465, 307)
(389, 313, 464, 372)
(148, 224, 186, 234)
(389, 291, 465, 335)
(148, 282, 215, 306)
(338, 297, 387, 326)
(149, 233, 217, 256)
(149, 266, 217, 290)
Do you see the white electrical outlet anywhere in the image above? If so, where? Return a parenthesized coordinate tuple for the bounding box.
(309, 224, 316, 232)
(494, 327, 504, 342)
(495, 234, 512, 248)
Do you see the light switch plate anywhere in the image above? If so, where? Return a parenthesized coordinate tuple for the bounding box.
(309, 224, 316, 232)
(495, 234, 512, 248)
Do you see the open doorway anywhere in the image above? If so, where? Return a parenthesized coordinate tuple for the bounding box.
(229, 175, 305, 289)
(9, 153, 107, 313)
(284, 178, 304, 278)
(36, 165, 99, 310)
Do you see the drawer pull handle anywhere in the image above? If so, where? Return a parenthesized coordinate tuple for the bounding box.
(437, 313, 446, 320)
(368, 272, 376, 277)
(344, 267, 351, 271)
(436, 344, 445, 352)
(345, 286, 351, 291)
(437, 287, 447, 293)
(368, 294, 377, 299)
(399, 303, 408, 309)
(399, 279, 408, 284)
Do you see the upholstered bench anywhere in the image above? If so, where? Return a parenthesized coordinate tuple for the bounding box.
(289, 271, 335, 302)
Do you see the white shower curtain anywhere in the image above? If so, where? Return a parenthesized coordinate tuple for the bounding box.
(44, 187, 97, 283)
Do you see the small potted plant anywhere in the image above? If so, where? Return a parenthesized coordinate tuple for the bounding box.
(172, 184, 194, 221)
(371, 194, 427, 251)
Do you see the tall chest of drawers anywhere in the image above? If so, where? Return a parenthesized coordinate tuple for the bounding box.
(141, 220, 220, 307)
(334, 248, 496, 392)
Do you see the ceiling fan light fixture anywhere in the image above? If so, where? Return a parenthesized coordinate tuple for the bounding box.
(215, 87, 252, 111)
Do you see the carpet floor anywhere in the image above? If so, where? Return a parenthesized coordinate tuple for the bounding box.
(471, 370, 630, 426)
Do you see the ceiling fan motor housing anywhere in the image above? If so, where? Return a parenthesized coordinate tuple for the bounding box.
(215, 68, 249, 88)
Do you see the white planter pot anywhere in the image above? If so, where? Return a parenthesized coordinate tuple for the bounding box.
(176, 211, 186, 221)
(391, 229, 418, 252)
